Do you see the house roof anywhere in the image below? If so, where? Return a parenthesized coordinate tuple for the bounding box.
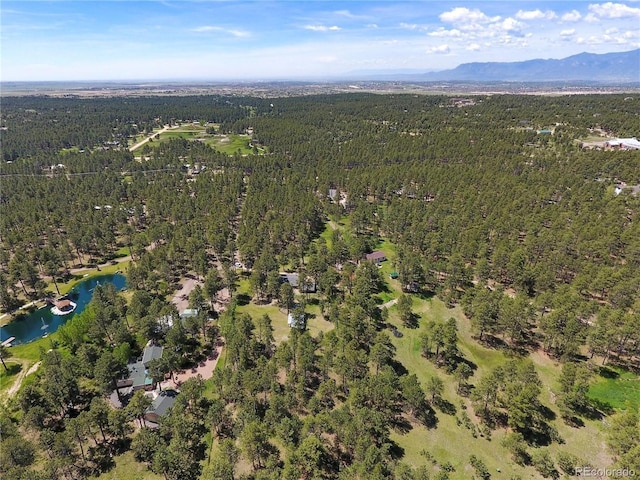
(179, 308, 199, 319)
(147, 390, 178, 419)
(606, 137, 640, 149)
(142, 345, 163, 367)
(366, 251, 386, 261)
(127, 361, 153, 389)
(280, 272, 299, 287)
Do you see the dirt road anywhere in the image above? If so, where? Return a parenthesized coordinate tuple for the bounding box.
(129, 125, 174, 152)
(4, 361, 41, 402)
(172, 277, 201, 311)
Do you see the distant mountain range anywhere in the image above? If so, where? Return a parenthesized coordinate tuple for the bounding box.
(351, 49, 640, 84)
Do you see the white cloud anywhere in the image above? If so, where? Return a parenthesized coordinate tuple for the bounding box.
(191, 26, 250, 37)
(427, 44, 450, 54)
(367, 23, 379, 29)
(560, 28, 576, 37)
(515, 9, 557, 20)
(429, 28, 462, 37)
(333, 10, 360, 19)
(575, 29, 639, 45)
(584, 12, 601, 22)
(561, 10, 582, 21)
(439, 7, 500, 25)
(498, 18, 525, 32)
(466, 43, 481, 51)
(399, 22, 428, 31)
(588, 2, 640, 18)
(304, 25, 341, 32)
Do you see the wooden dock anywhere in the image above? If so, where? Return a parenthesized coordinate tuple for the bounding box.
(1, 336, 16, 347)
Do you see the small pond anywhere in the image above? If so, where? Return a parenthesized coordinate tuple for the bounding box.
(0, 273, 126, 345)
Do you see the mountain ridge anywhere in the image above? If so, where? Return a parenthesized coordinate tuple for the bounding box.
(350, 49, 640, 83)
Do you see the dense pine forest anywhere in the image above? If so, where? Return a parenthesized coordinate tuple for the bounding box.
(0, 92, 639, 480)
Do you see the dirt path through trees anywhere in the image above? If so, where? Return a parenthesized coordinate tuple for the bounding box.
(4, 361, 40, 401)
(129, 125, 172, 152)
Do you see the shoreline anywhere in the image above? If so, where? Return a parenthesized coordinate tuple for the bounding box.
(0, 260, 130, 328)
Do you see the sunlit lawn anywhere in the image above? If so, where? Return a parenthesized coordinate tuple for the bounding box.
(148, 128, 255, 156)
(236, 297, 333, 346)
(377, 234, 615, 477)
(589, 365, 640, 410)
(0, 360, 23, 397)
(90, 451, 163, 480)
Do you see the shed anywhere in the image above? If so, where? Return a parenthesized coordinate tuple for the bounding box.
(366, 251, 387, 264)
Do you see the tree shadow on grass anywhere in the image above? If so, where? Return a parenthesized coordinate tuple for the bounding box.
(236, 293, 251, 306)
(434, 398, 457, 416)
(388, 359, 408, 377)
(388, 439, 406, 459)
(419, 405, 439, 429)
(403, 313, 420, 329)
(392, 415, 413, 434)
(598, 366, 619, 379)
(561, 414, 585, 428)
(478, 334, 509, 350)
(587, 398, 614, 417)
(0, 362, 22, 377)
(539, 404, 556, 421)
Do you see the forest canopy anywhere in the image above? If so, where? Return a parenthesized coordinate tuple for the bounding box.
(1, 91, 639, 480)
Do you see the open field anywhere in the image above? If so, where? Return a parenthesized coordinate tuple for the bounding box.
(589, 366, 640, 410)
(235, 296, 333, 345)
(90, 451, 163, 480)
(137, 124, 258, 155)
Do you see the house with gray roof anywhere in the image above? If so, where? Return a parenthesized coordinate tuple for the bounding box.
(280, 272, 316, 293)
(144, 389, 178, 424)
(142, 345, 163, 366)
(117, 344, 164, 393)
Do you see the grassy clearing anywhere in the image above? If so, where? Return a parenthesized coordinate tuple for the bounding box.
(0, 360, 24, 397)
(387, 296, 614, 478)
(207, 134, 255, 155)
(9, 332, 61, 363)
(375, 238, 616, 477)
(147, 127, 256, 156)
(90, 451, 163, 480)
(236, 297, 333, 345)
(589, 365, 640, 410)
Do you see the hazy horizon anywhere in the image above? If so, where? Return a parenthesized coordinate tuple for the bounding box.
(2, 1, 640, 82)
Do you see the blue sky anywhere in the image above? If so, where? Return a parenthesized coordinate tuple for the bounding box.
(2, 1, 639, 81)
